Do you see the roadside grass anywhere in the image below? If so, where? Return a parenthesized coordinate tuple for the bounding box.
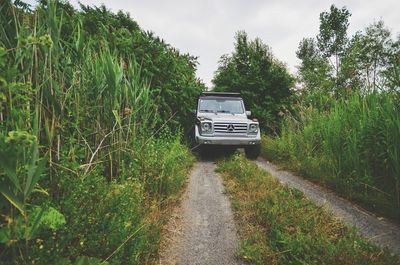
(217, 154, 399, 265)
(19, 138, 195, 264)
(0, 1, 199, 263)
(260, 93, 400, 222)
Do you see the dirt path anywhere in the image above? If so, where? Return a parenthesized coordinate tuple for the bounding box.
(256, 157, 400, 254)
(160, 161, 242, 265)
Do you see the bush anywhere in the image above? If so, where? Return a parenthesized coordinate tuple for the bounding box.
(15, 136, 194, 264)
(135, 136, 194, 197)
(21, 167, 145, 264)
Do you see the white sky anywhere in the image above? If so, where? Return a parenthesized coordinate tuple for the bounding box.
(25, 0, 400, 88)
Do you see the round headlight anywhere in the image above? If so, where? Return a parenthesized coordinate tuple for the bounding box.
(201, 122, 212, 132)
(249, 124, 258, 132)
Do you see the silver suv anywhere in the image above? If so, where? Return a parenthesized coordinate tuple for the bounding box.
(194, 92, 261, 159)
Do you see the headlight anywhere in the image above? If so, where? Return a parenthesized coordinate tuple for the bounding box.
(200, 122, 212, 133)
(249, 123, 258, 133)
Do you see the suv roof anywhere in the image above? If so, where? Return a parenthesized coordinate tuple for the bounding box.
(200, 92, 241, 98)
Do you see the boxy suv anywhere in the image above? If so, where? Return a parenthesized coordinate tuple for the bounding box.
(194, 92, 261, 159)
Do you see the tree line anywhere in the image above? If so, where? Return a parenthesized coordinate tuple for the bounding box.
(212, 4, 399, 221)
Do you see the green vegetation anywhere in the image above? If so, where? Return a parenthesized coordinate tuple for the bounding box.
(258, 5, 400, 221)
(212, 31, 294, 133)
(262, 92, 400, 221)
(298, 5, 399, 97)
(1, 0, 399, 263)
(0, 0, 199, 263)
(217, 154, 399, 265)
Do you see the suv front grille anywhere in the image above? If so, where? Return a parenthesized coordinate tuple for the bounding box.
(214, 122, 248, 134)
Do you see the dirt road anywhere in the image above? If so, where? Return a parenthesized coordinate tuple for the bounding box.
(160, 161, 242, 265)
(160, 156, 400, 264)
(256, 157, 400, 254)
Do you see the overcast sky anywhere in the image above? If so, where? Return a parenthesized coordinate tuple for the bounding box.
(26, 0, 400, 88)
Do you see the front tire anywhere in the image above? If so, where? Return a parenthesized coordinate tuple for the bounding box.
(245, 145, 260, 160)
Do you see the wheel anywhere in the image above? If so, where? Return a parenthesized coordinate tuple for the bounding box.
(245, 145, 260, 160)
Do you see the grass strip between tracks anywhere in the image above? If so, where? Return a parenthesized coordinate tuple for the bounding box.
(216, 154, 399, 265)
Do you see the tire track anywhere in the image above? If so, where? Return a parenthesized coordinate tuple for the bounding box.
(160, 161, 242, 265)
(256, 157, 400, 254)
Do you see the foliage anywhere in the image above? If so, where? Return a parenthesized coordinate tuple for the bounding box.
(0, 0, 196, 263)
(296, 38, 333, 95)
(383, 37, 400, 91)
(0, 129, 48, 244)
(55, 168, 148, 264)
(298, 5, 399, 99)
(75, 2, 205, 138)
(317, 5, 351, 79)
(217, 154, 399, 265)
(262, 92, 400, 221)
(340, 21, 398, 92)
(288, 4, 400, 226)
(212, 31, 295, 133)
(133, 135, 194, 197)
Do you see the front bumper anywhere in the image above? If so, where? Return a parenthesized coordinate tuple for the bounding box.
(195, 128, 261, 146)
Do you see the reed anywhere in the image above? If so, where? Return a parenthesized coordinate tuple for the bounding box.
(0, 1, 196, 263)
(263, 92, 400, 221)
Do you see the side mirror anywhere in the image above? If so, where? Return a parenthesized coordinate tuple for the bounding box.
(191, 109, 196, 115)
(246, 111, 251, 117)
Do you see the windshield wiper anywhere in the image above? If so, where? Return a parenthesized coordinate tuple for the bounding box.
(199, 109, 213, 112)
(217, 110, 231, 113)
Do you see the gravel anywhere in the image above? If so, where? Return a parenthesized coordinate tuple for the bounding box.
(256, 157, 400, 255)
(160, 155, 400, 264)
(160, 161, 243, 265)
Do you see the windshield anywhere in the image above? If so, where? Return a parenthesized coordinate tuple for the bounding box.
(198, 98, 244, 114)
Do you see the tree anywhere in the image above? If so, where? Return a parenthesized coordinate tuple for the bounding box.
(384, 36, 400, 91)
(317, 5, 351, 87)
(340, 20, 396, 92)
(295, 38, 335, 109)
(296, 37, 333, 93)
(213, 31, 294, 133)
(362, 20, 391, 89)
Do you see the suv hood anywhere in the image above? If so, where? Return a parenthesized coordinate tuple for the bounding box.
(198, 113, 253, 123)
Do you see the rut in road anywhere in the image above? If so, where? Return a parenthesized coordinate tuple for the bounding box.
(160, 161, 242, 265)
(256, 157, 400, 255)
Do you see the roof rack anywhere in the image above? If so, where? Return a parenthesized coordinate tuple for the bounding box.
(200, 92, 241, 97)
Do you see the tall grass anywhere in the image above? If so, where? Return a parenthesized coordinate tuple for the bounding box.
(262, 92, 400, 221)
(0, 1, 195, 263)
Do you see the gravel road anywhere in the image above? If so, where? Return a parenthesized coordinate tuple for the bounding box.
(160, 161, 242, 265)
(256, 157, 400, 254)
